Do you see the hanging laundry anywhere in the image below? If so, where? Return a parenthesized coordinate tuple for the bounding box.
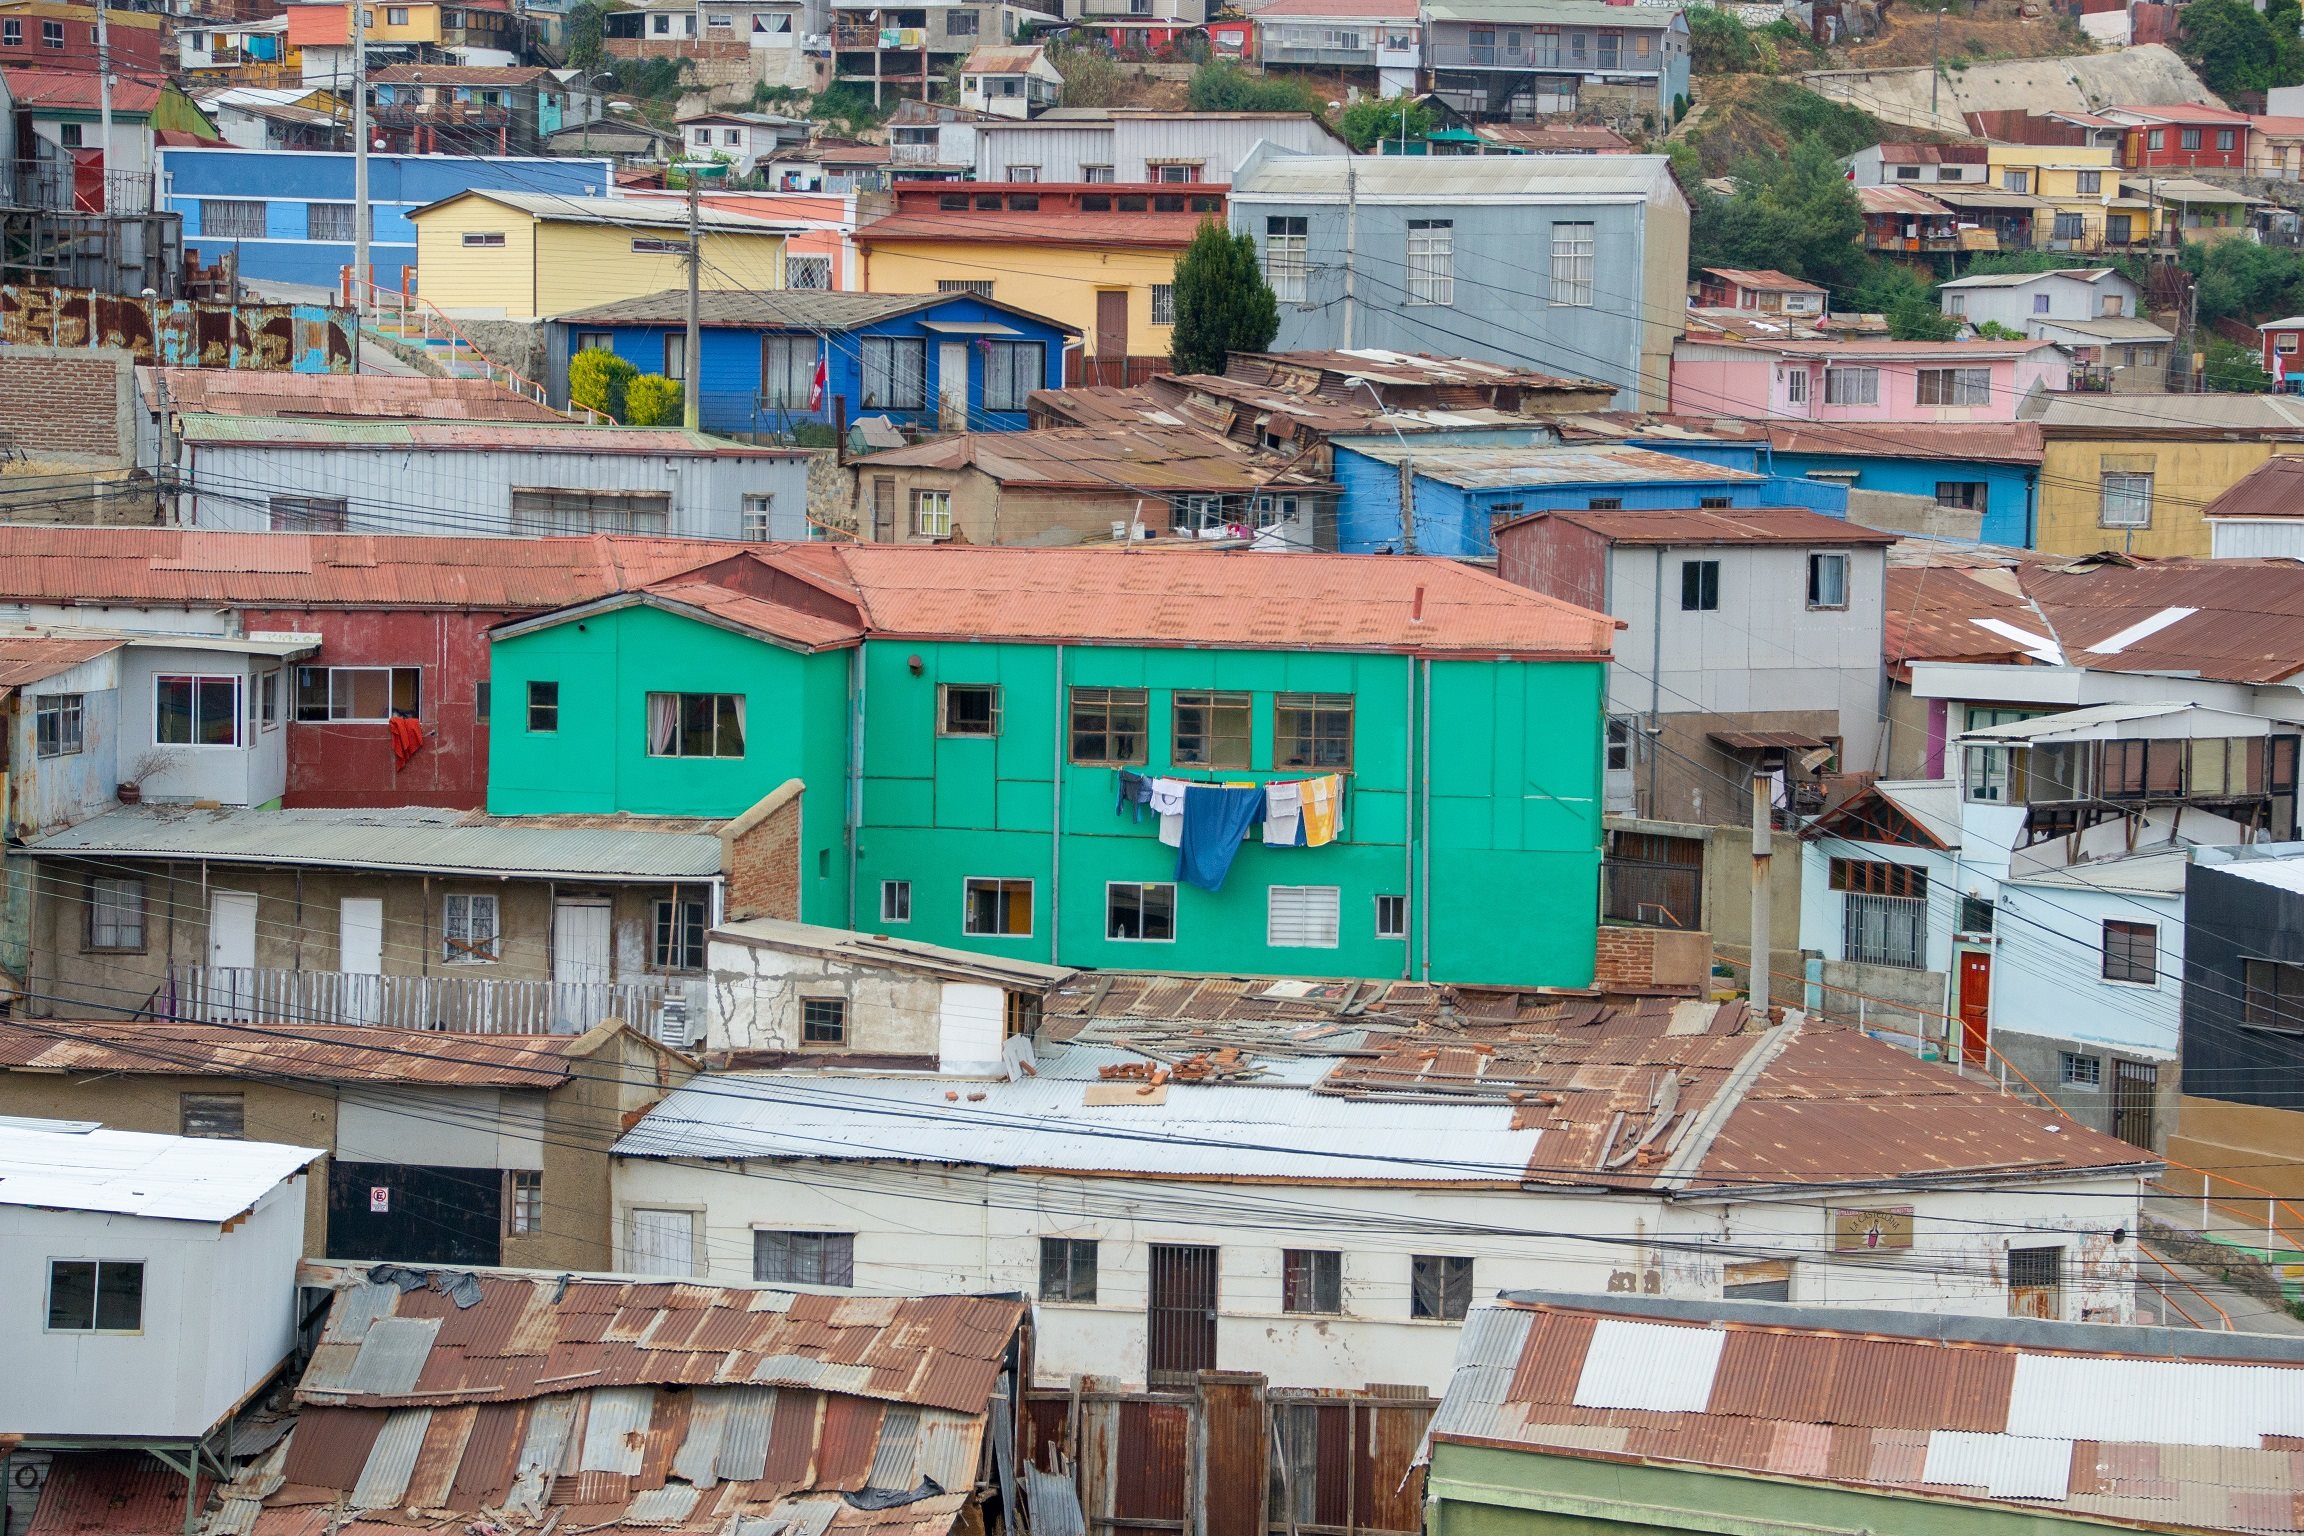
(388, 713, 424, 771)
(1263, 779, 1304, 846)
(1300, 774, 1343, 846)
(1176, 783, 1266, 892)
(1150, 777, 1189, 847)
(1115, 769, 1154, 821)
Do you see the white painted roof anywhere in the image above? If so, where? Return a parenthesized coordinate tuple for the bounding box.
(0, 1120, 321, 1223)
(1960, 700, 2304, 742)
(2209, 853, 2304, 895)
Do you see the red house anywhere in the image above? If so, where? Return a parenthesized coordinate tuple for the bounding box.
(2262, 316, 2304, 387)
(2109, 103, 2252, 172)
(0, 0, 166, 76)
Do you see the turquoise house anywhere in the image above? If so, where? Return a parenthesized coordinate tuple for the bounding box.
(487, 545, 1618, 986)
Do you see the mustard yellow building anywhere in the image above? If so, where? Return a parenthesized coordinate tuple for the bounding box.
(1984, 143, 2162, 252)
(2035, 395, 2304, 557)
(408, 189, 790, 321)
(858, 182, 1214, 379)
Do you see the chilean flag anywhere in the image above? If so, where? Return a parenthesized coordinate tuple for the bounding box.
(809, 349, 828, 411)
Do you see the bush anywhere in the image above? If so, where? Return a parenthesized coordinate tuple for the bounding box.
(1687, 5, 1757, 71)
(1168, 220, 1278, 376)
(2204, 337, 2272, 393)
(624, 372, 684, 426)
(569, 347, 638, 420)
(1048, 40, 1127, 108)
(1337, 96, 1433, 152)
(1186, 61, 1323, 113)
(1973, 320, 2027, 340)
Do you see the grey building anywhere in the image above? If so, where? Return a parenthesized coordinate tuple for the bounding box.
(972, 109, 1350, 184)
(1228, 146, 1689, 408)
(1421, 0, 1688, 123)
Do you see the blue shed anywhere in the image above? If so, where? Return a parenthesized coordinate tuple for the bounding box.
(1331, 439, 1850, 557)
(1763, 423, 2043, 547)
(547, 289, 1078, 437)
(157, 147, 612, 291)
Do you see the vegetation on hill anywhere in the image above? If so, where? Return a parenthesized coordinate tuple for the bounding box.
(2176, 0, 2304, 101)
(1185, 61, 1326, 113)
(1687, 7, 1824, 75)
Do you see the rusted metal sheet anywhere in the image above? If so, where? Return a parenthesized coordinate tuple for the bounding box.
(26, 1452, 206, 1536)
(1111, 1400, 1189, 1525)
(0, 283, 352, 371)
(1196, 1375, 1266, 1536)
(280, 1407, 388, 1489)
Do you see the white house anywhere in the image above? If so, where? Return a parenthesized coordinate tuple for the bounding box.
(1937, 270, 2168, 391)
(959, 45, 1062, 119)
(0, 1118, 320, 1441)
(675, 111, 809, 178)
(972, 108, 1351, 185)
(614, 974, 2153, 1396)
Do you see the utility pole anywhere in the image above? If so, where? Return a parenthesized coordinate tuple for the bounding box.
(1341, 157, 1357, 350)
(1749, 770, 1773, 1017)
(94, 0, 111, 213)
(353, 0, 371, 307)
(683, 169, 702, 431)
(1929, 2, 1941, 121)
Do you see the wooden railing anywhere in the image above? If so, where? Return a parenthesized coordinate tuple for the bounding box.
(170, 962, 703, 1043)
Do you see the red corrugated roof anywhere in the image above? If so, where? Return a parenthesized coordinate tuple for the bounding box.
(1507, 506, 1897, 547)
(1, 68, 160, 112)
(0, 1018, 655, 1086)
(1766, 421, 2041, 465)
(0, 634, 120, 687)
(146, 369, 569, 422)
(856, 207, 1208, 249)
(29, 1454, 208, 1536)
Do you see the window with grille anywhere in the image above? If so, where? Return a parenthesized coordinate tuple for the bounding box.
(296, 666, 420, 724)
(180, 1092, 245, 1139)
(982, 341, 1043, 413)
(442, 892, 501, 963)
(1274, 692, 1351, 769)
(741, 493, 776, 541)
(645, 693, 744, 758)
(1824, 367, 1878, 406)
(156, 675, 240, 747)
(802, 997, 847, 1043)
(881, 880, 911, 922)
(508, 1170, 542, 1233)
(786, 254, 831, 290)
(861, 337, 926, 409)
(761, 335, 816, 408)
(2100, 471, 2153, 529)
(35, 693, 81, 758)
(86, 877, 143, 951)
(1107, 882, 1175, 942)
(1406, 220, 1454, 305)
(1410, 1254, 1472, 1320)
(965, 878, 1033, 937)
(270, 494, 349, 532)
(1958, 894, 1995, 935)
(1040, 1236, 1098, 1301)
(509, 488, 670, 535)
(203, 199, 268, 239)
(2059, 1051, 2102, 1087)
(1832, 858, 1927, 968)
(1070, 686, 1148, 764)
(754, 1230, 854, 1285)
(2007, 1245, 2060, 1318)
(937, 279, 995, 298)
(1150, 284, 1175, 326)
(305, 201, 358, 242)
(1915, 367, 1992, 407)
(1550, 221, 1594, 307)
(1264, 216, 1308, 304)
(47, 1259, 142, 1332)
(1267, 885, 1340, 948)
(2101, 920, 2156, 984)
(1283, 1250, 1342, 1314)
(940, 683, 1000, 736)
(1172, 690, 1250, 767)
(912, 489, 952, 539)
(653, 891, 710, 970)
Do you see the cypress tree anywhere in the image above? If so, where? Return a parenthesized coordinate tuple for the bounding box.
(1168, 220, 1280, 377)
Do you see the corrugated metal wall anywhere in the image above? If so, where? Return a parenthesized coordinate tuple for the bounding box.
(0, 283, 353, 372)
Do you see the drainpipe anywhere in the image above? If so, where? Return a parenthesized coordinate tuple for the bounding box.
(1418, 657, 1431, 982)
(1049, 642, 1063, 966)
(1749, 771, 1772, 1016)
(1402, 660, 1415, 981)
(848, 647, 864, 927)
(1647, 546, 1662, 814)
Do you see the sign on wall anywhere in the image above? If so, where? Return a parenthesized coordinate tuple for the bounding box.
(1831, 1205, 1914, 1253)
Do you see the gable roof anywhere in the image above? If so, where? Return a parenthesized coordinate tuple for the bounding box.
(1938, 267, 2122, 290)
(1701, 267, 1825, 295)
(1804, 779, 1959, 849)
(1501, 506, 1895, 548)
(406, 187, 800, 234)
(0, 68, 159, 114)
(2202, 453, 2304, 519)
(368, 62, 553, 84)
(552, 286, 1076, 334)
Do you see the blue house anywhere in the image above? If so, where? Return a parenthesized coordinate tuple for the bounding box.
(547, 289, 1077, 437)
(1763, 423, 2043, 547)
(157, 147, 612, 291)
(1332, 440, 1850, 557)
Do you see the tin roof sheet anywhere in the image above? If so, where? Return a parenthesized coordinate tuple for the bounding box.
(2203, 454, 2304, 519)
(175, 413, 797, 456)
(1855, 184, 1954, 215)
(0, 1018, 641, 1087)
(1498, 506, 1896, 548)
(28, 1453, 208, 1536)
(1232, 149, 1680, 204)
(553, 287, 1075, 334)
(1765, 421, 2042, 464)
(0, 634, 122, 687)
(856, 206, 1209, 249)
(1341, 441, 1763, 490)
(1702, 268, 1827, 295)
(410, 187, 801, 234)
(0, 1119, 319, 1222)
(142, 369, 569, 422)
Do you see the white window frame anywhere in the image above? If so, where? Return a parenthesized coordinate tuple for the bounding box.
(442, 892, 501, 964)
(1823, 367, 1879, 406)
(1264, 216, 1308, 305)
(913, 488, 953, 539)
(1374, 893, 1407, 939)
(154, 673, 242, 749)
(2100, 471, 2153, 529)
(35, 692, 82, 758)
(1807, 551, 1849, 610)
(1106, 881, 1177, 943)
(880, 879, 912, 923)
(1267, 885, 1341, 948)
(1406, 220, 1454, 306)
(1549, 221, 1595, 307)
(1782, 368, 1809, 405)
(87, 876, 145, 952)
(741, 492, 776, 541)
(624, 1206, 701, 1276)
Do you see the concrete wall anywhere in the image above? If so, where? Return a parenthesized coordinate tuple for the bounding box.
(704, 934, 947, 1056)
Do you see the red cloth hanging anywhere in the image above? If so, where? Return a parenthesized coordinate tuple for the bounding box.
(389, 714, 424, 771)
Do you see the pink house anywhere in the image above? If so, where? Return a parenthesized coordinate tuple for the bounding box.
(624, 189, 863, 291)
(1669, 337, 2071, 422)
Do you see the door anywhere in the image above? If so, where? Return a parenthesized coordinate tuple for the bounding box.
(2114, 1060, 2158, 1149)
(327, 1159, 502, 1266)
(552, 898, 613, 1033)
(872, 476, 896, 542)
(937, 338, 969, 430)
(627, 1207, 698, 1276)
(1956, 950, 1991, 1068)
(207, 890, 258, 1021)
(1146, 1242, 1218, 1386)
(1094, 289, 1128, 374)
(339, 896, 383, 1025)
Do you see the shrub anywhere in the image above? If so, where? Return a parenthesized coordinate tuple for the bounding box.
(569, 347, 638, 420)
(1186, 61, 1322, 113)
(624, 372, 684, 426)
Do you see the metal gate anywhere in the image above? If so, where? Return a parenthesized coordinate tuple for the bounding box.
(2114, 1060, 2158, 1149)
(1148, 1244, 1219, 1386)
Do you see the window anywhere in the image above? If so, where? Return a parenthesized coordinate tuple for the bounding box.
(1082, 164, 1115, 183)
(1150, 284, 1176, 326)
(2076, 169, 2101, 193)
(156, 675, 240, 747)
(1275, 693, 1352, 770)
(387, 5, 409, 21)
(741, 493, 776, 541)
(1152, 163, 1202, 184)
(645, 693, 744, 759)
(632, 237, 690, 255)
(1283, 1250, 1342, 1314)
(38, 16, 60, 44)
(1958, 894, 1995, 935)
(911, 489, 952, 539)
(2181, 127, 2202, 150)
(802, 997, 847, 1044)
(1550, 221, 1595, 307)
(1915, 367, 1992, 407)
(1172, 690, 1250, 768)
(1375, 894, 1407, 939)
(2032, 289, 2056, 315)
(1894, 164, 1919, 180)
(653, 891, 709, 970)
(1265, 216, 1308, 304)
(982, 340, 1043, 413)
(442, 893, 500, 963)
(2059, 1051, 2102, 1088)
(86, 877, 143, 951)
(1107, 882, 1175, 942)
(524, 679, 560, 734)
(939, 683, 1000, 737)
(1680, 559, 1719, 612)
(260, 671, 279, 730)
(270, 494, 348, 532)
(1783, 369, 1808, 406)
(1946, 293, 1966, 316)
(1267, 885, 1341, 948)
(171, 1090, 246, 1140)
(1040, 1236, 1097, 1302)
(874, 880, 912, 925)
(2100, 471, 2153, 529)
(1831, 858, 1927, 969)
(1004, 165, 1040, 183)
(724, 127, 744, 145)
(2001, 169, 2029, 192)
(1070, 686, 1148, 765)
(755, 10, 792, 31)
(1807, 551, 1849, 610)
(1606, 717, 1633, 772)
(2008, 1245, 2061, 1318)
(2149, 128, 2164, 150)
(758, 335, 818, 410)
(203, 199, 268, 240)
(295, 666, 420, 724)
(508, 1170, 542, 1234)
(573, 332, 613, 357)
(2247, 959, 2304, 1031)
(1, 19, 16, 43)
(945, 7, 979, 32)
(753, 1230, 855, 1285)
(1410, 1254, 1473, 1320)
(47, 1260, 142, 1332)
(936, 278, 996, 299)
(1586, 497, 1623, 511)
(2102, 920, 2157, 985)
(461, 231, 506, 248)
(35, 693, 82, 758)
(307, 202, 357, 242)
(1824, 367, 1879, 406)
(1936, 481, 1986, 511)
(1406, 220, 1454, 305)
(964, 878, 1033, 937)
(862, 337, 926, 409)
(663, 333, 686, 381)
(786, 254, 831, 290)
(510, 488, 669, 535)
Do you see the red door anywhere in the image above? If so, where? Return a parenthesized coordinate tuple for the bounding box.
(1957, 951, 1991, 1067)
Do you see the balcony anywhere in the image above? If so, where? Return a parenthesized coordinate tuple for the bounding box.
(13, 162, 152, 214)
(170, 962, 705, 1043)
(1427, 38, 1654, 74)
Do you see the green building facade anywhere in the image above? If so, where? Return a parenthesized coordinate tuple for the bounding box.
(487, 554, 1610, 986)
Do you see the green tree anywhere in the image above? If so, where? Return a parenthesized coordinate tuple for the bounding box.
(569, 347, 638, 419)
(1168, 220, 1278, 375)
(2178, 0, 2295, 98)
(1186, 61, 1322, 113)
(1337, 97, 1433, 152)
(624, 372, 684, 425)
(1686, 6, 1757, 71)
(1691, 137, 1868, 290)
(566, 0, 606, 72)
(1048, 40, 1127, 108)
(2205, 336, 2273, 392)
(1887, 292, 1960, 340)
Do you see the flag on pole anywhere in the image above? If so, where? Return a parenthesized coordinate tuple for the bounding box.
(809, 348, 828, 410)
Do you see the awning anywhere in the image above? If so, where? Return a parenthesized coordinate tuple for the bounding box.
(1709, 730, 1829, 751)
(918, 321, 1022, 336)
(1932, 189, 2052, 210)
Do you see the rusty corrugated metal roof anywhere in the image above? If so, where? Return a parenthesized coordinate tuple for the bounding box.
(29, 1454, 208, 1536)
(0, 634, 122, 687)
(1766, 421, 2042, 465)
(1500, 507, 1897, 548)
(143, 369, 570, 423)
(0, 1018, 642, 1086)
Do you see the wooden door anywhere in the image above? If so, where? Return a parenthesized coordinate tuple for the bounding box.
(1094, 290, 1128, 363)
(872, 476, 896, 542)
(1956, 950, 1991, 1067)
(339, 896, 384, 1025)
(937, 339, 969, 430)
(1146, 1242, 1218, 1386)
(2114, 1060, 2158, 1149)
(207, 890, 258, 1020)
(552, 898, 613, 1032)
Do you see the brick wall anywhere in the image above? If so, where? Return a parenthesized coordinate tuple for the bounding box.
(0, 348, 129, 463)
(722, 778, 805, 922)
(1594, 924, 1712, 994)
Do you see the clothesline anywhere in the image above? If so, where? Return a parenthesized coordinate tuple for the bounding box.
(1115, 769, 1346, 894)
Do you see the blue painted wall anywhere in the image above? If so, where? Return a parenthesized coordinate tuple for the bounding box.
(549, 294, 1073, 435)
(158, 148, 613, 290)
(1768, 450, 2039, 546)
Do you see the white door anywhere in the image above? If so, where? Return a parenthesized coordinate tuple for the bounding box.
(339, 896, 384, 1025)
(552, 899, 613, 1033)
(208, 890, 257, 1021)
(627, 1207, 696, 1276)
(938, 339, 969, 429)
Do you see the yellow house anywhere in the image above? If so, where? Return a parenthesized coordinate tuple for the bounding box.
(1984, 143, 2160, 252)
(2035, 395, 2304, 557)
(408, 189, 790, 320)
(858, 182, 1214, 381)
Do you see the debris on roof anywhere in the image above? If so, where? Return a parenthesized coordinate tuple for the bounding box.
(0, 1017, 679, 1088)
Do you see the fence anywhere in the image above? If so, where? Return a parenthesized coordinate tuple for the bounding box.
(169, 962, 700, 1041)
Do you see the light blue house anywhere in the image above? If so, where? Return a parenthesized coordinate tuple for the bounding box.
(158, 147, 612, 291)
(1764, 423, 2043, 547)
(1331, 440, 1849, 557)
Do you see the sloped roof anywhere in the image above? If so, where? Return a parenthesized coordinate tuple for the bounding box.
(1342, 441, 1762, 490)
(367, 62, 553, 84)
(1765, 421, 2042, 464)
(0, 1120, 319, 1223)
(407, 187, 800, 234)
(0, 1017, 664, 1087)
(1701, 268, 1825, 295)
(2202, 453, 2304, 518)
(552, 286, 1075, 335)
(1854, 184, 1952, 216)
(962, 43, 1048, 72)
(0, 69, 160, 114)
(0, 634, 121, 688)
(143, 368, 568, 422)
(1232, 149, 1681, 204)
(1501, 506, 1895, 547)
(855, 205, 1208, 249)
(175, 413, 801, 456)
(852, 424, 1313, 492)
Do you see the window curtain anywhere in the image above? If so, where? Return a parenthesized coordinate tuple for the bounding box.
(729, 695, 747, 755)
(647, 692, 678, 755)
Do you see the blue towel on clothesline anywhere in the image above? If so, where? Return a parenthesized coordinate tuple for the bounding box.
(1175, 783, 1266, 892)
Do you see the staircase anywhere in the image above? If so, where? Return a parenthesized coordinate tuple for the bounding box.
(348, 280, 610, 420)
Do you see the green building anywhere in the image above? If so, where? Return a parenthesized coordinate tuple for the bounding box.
(488, 544, 1616, 985)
